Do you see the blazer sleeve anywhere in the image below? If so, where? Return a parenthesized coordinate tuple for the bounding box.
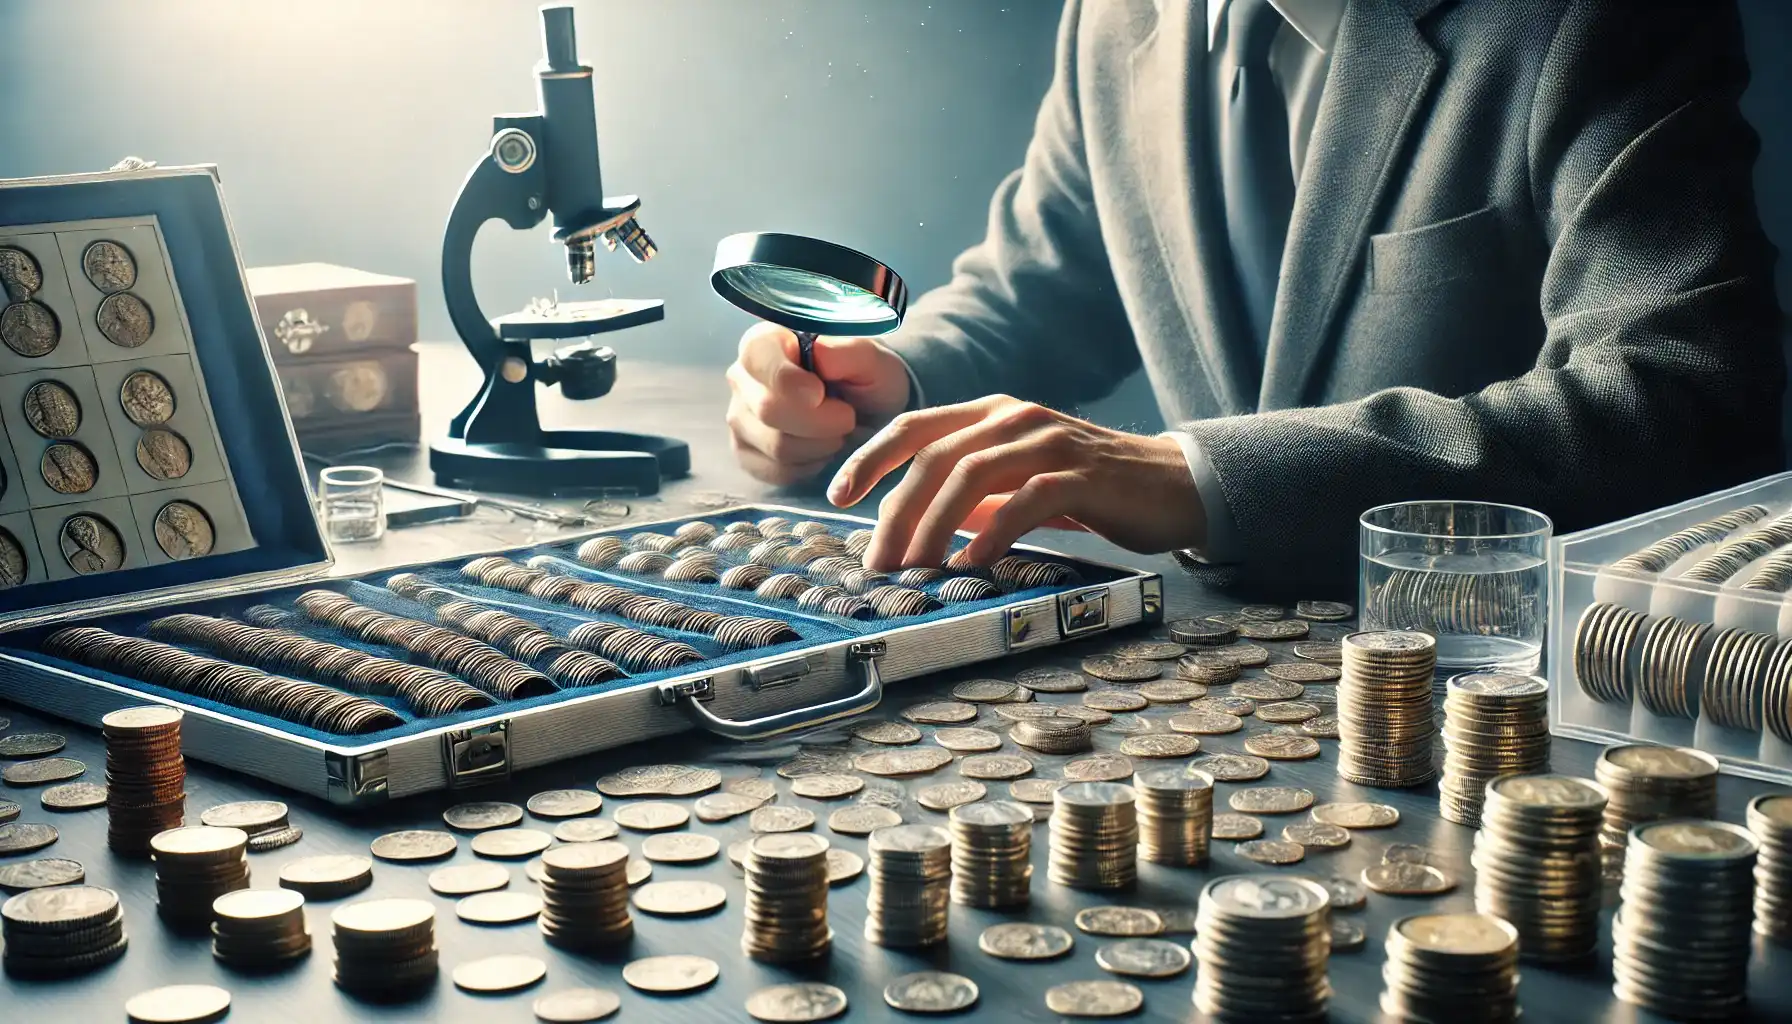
(883, 0, 1141, 411)
(1178, 0, 1785, 598)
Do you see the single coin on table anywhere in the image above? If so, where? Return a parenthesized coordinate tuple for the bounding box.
(1064, 754, 1135, 783)
(1193, 753, 1271, 781)
(526, 789, 603, 819)
(1233, 678, 1305, 701)
(1295, 599, 1354, 621)
(746, 982, 849, 1022)
(726, 777, 778, 801)
(40, 781, 107, 811)
(1083, 689, 1148, 713)
(470, 827, 554, 859)
(0, 732, 66, 758)
(428, 862, 509, 897)
(1309, 802, 1401, 829)
(1237, 619, 1310, 640)
(960, 754, 1036, 781)
(553, 818, 620, 843)
(1322, 876, 1369, 911)
(633, 880, 727, 917)
(198, 800, 287, 831)
(1013, 665, 1089, 693)
(1074, 906, 1164, 937)
(1244, 734, 1321, 760)
(1095, 938, 1192, 978)
(1255, 701, 1322, 724)
(369, 829, 457, 862)
(933, 727, 1002, 753)
(613, 801, 690, 832)
(777, 751, 855, 779)
(1081, 655, 1161, 682)
(1331, 916, 1368, 952)
(1168, 710, 1243, 735)
(749, 805, 815, 833)
(1172, 652, 1239, 685)
(82, 239, 138, 293)
(1166, 618, 1238, 646)
(1299, 715, 1340, 739)
(621, 954, 720, 994)
(0, 799, 20, 824)
(1283, 822, 1352, 849)
(1110, 639, 1188, 661)
(278, 854, 373, 899)
(596, 764, 720, 798)
(442, 801, 524, 832)
(1188, 695, 1257, 717)
(641, 833, 721, 863)
(457, 890, 543, 925)
(1292, 640, 1344, 664)
(1265, 662, 1342, 684)
(1044, 980, 1144, 1018)
(1236, 839, 1306, 865)
(124, 984, 232, 1024)
(826, 848, 864, 885)
(900, 700, 978, 725)
(0, 822, 58, 856)
(1382, 844, 1436, 866)
(453, 953, 548, 994)
(1213, 643, 1271, 668)
(1009, 779, 1065, 804)
(1239, 604, 1286, 620)
(952, 678, 1025, 702)
(695, 792, 766, 822)
(1137, 679, 1206, 703)
(884, 971, 980, 1013)
(851, 719, 922, 745)
(1362, 861, 1456, 896)
(248, 826, 303, 852)
(827, 805, 903, 836)
(1229, 786, 1314, 815)
(1118, 734, 1201, 759)
(917, 781, 987, 811)
(855, 747, 953, 777)
(1211, 813, 1264, 840)
(0, 856, 84, 892)
(627, 858, 652, 886)
(979, 922, 1075, 960)
(533, 987, 622, 1023)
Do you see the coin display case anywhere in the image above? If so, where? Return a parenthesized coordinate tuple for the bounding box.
(1550, 471, 1792, 783)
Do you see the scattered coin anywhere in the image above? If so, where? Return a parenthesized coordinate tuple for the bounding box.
(1064, 754, 1136, 783)
(826, 848, 864, 885)
(726, 777, 778, 801)
(1111, 640, 1187, 661)
(1188, 695, 1256, 717)
(641, 833, 721, 864)
(1236, 839, 1305, 865)
(1118, 734, 1200, 759)
(952, 679, 1023, 702)
(1233, 679, 1304, 702)
(856, 747, 954, 777)
(428, 862, 509, 897)
(1295, 600, 1353, 621)
(1082, 655, 1160, 682)
(1044, 979, 1143, 1018)
(1330, 916, 1367, 952)
(197, 800, 287, 833)
(1166, 618, 1238, 646)
(1168, 710, 1243, 735)
(776, 751, 854, 779)
(933, 727, 1002, 753)
(627, 858, 651, 887)
(2, 757, 84, 786)
(247, 826, 303, 852)
(1255, 701, 1322, 724)
(1013, 665, 1089, 693)
(851, 720, 922, 745)
(1211, 813, 1264, 840)
(789, 773, 863, 800)
(453, 953, 547, 994)
(1075, 906, 1164, 937)
(1309, 802, 1400, 829)
(0, 857, 83, 892)
(1213, 643, 1271, 668)
(596, 764, 719, 798)
(979, 921, 1074, 960)
(1265, 662, 1342, 684)
(1382, 844, 1435, 866)
(1084, 689, 1148, 713)
(1362, 861, 1455, 895)
(884, 970, 979, 1014)
(1282, 822, 1351, 849)
(1292, 640, 1343, 664)
(553, 818, 620, 843)
(1239, 604, 1286, 620)
(614, 802, 689, 832)
(526, 789, 603, 819)
(750, 805, 815, 833)
(1095, 938, 1192, 978)
(278, 854, 373, 900)
(621, 954, 719, 994)
(1244, 734, 1321, 760)
(1008, 779, 1066, 804)
(533, 987, 622, 1022)
(1298, 715, 1340, 738)
(901, 701, 978, 725)
(1228, 786, 1314, 814)
(746, 982, 848, 1022)
(827, 805, 902, 836)
(369, 829, 457, 862)
(1192, 753, 1270, 781)
(917, 781, 987, 811)
(1237, 619, 1309, 640)
(0, 799, 17, 824)
(0, 822, 58, 855)
(470, 828, 554, 859)
(632, 879, 727, 917)
(443, 801, 524, 833)
(1137, 679, 1206, 703)
(0, 733, 66, 759)
(124, 984, 231, 1024)
(457, 890, 543, 926)
(1323, 876, 1369, 911)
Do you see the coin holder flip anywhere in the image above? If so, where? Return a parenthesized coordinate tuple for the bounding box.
(0, 511, 49, 586)
(53, 223, 189, 363)
(128, 480, 254, 566)
(90, 353, 229, 493)
(28, 496, 148, 582)
(0, 230, 95, 372)
(0, 366, 131, 507)
(0, 415, 28, 516)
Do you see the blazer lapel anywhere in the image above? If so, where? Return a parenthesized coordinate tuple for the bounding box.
(1260, 0, 1445, 408)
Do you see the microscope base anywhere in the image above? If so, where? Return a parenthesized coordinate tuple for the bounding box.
(429, 430, 690, 496)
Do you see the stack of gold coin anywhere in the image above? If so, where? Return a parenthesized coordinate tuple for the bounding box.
(1, 886, 128, 978)
(1132, 766, 1214, 866)
(1193, 874, 1332, 1021)
(103, 706, 187, 858)
(1439, 672, 1551, 827)
(1379, 912, 1520, 1023)
(742, 832, 832, 962)
(1593, 744, 1717, 883)
(1749, 793, 1792, 943)
(1613, 820, 1757, 1020)
(1050, 782, 1138, 890)
(948, 801, 1032, 908)
(537, 842, 632, 950)
(151, 826, 251, 932)
(211, 888, 310, 969)
(1338, 631, 1437, 788)
(330, 898, 438, 998)
(1472, 774, 1606, 961)
(865, 825, 953, 948)
(1010, 716, 1093, 754)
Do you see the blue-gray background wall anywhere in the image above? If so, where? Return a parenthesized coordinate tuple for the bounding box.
(0, 0, 1787, 438)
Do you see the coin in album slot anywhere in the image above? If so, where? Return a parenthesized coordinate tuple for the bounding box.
(0, 733, 66, 759)
(532, 987, 622, 1023)
(746, 982, 848, 1022)
(1044, 980, 1143, 1018)
(1282, 822, 1351, 849)
(1309, 802, 1401, 829)
(621, 953, 719, 994)
(96, 291, 154, 348)
(442, 801, 524, 832)
(0, 528, 24, 589)
(749, 805, 814, 833)
(525, 789, 603, 820)
(1084, 689, 1148, 713)
(1118, 733, 1201, 759)
(41, 444, 98, 496)
(1361, 861, 1455, 896)
(119, 369, 176, 427)
(153, 501, 214, 560)
(1013, 665, 1089, 693)
(632, 879, 726, 917)
(932, 727, 1002, 753)
(1298, 714, 1340, 738)
(884, 971, 979, 1014)
(1074, 906, 1164, 937)
(135, 427, 192, 481)
(1295, 599, 1354, 622)
(849, 719, 921, 745)
(640, 833, 720, 864)
(827, 805, 903, 836)
(453, 953, 547, 994)
(1244, 734, 1320, 760)
(455, 890, 543, 926)
(979, 921, 1075, 960)
(22, 380, 81, 440)
(1082, 655, 1161, 682)
(369, 829, 457, 863)
(1, 756, 84, 786)
(124, 983, 231, 1024)
(0, 246, 42, 301)
(959, 754, 1035, 781)
(553, 817, 619, 843)
(81, 240, 137, 294)
(788, 773, 863, 800)
(0, 300, 59, 357)
(900, 700, 978, 725)
(1238, 618, 1309, 640)
(428, 862, 510, 897)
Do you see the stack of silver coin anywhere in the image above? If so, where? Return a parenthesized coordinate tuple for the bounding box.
(1193, 875, 1333, 1021)
(1050, 782, 1138, 890)
(1472, 774, 1606, 961)
(330, 898, 438, 998)
(211, 888, 311, 969)
(1593, 744, 1718, 883)
(865, 825, 953, 947)
(742, 833, 833, 962)
(537, 841, 633, 950)
(1748, 794, 1792, 943)
(1, 886, 128, 978)
(1338, 631, 1437, 787)
(1613, 820, 1758, 1020)
(1379, 912, 1520, 1023)
(1439, 672, 1551, 827)
(948, 801, 1032, 908)
(1010, 716, 1093, 754)
(1133, 766, 1214, 866)
(152, 826, 251, 932)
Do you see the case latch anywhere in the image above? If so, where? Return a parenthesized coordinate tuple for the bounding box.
(441, 721, 511, 788)
(747, 655, 812, 691)
(1058, 585, 1110, 637)
(657, 677, 714, 705)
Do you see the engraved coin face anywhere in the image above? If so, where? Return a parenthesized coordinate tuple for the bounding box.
(884, 971, 979, 1013)
(22, 380, 80, 438)
(553, 818, 619, 843)
(1309, 802, 1401, 830)
(96, 292, 154, 348)
(442, 801, 523, 832)
(0, 301, 58, 357)
(979, 922, 1074, 960)
(933, 727, 1002, 753)
(0, 247, 42, 302)
(1118, 733, 1201, 759)
(135, 427, 192, 480)
(621, 954, 720, 994)
(1264, 661, 1341, 684)
(1396, 912, 1518, 956)
(1205, 875, 1329, 917)
(960, 754, 1035, 781)
(1012, 665, 1088, 693)
(826, 805, 902, 836)
(427, 862, 509, 897)
(59, 513, 123, 574)
(153, 501, 214, 560)
(640, 833, 720, 864)
(1043, 980, 1143, 1017)
(532, 987, 622, 1023)
(119, 370, 175, 426)
(1362, 861, 1455, 895)
(124, 984, 233, 1024)
(328, 362, 389, 412)
(850, 719, 921, 745)
(1064, 754, 1136, 783)
(525, 788, 603, 820)
(1082, 655, 1161, 682)
(1075, 906, 1163, 937)
(1229, 786, 1315, 815)
(1636, 820, 1755, 859)
(1490, 773, 1605, 809)
(1190, 753, 1270, 781)
(1256, 701, 1322, 724)
(39, 781, 106, 811)
(1084, 689, 1148, 713)
(1211, 813, 1264, 840)
(1244, 733, 1321, 760)
(1237, 838, 1306, 864)
(613, 801, 690, 833)
(1094, 938, 1191, 978)
(0, 857, 84, 892)
(748, 805, 814, 834)
(81, 240, 137, 293)
(916, 781, 987, 811)
(43, 442, 100, 494)
(1283, 822, 1351, 848)
(952, 678, 1023, 702)
(1295, 599, 1353, 621)
(0, 528, 27, 588)
(900, 700, 978, 725)
(1602, 744, 1717, 779)
(745, 982, 848, 1022)
(596, 764, 719, 797)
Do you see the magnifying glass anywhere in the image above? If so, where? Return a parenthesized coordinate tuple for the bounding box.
(711, 232, 909, 372)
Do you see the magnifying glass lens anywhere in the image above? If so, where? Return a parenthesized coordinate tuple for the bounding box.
(717, 265, 893, 325)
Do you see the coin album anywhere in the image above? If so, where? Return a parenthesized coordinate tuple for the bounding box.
(1552, 470, 1792, 784)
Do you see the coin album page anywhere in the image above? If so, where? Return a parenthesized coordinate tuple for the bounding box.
(0, 215, 252, 586)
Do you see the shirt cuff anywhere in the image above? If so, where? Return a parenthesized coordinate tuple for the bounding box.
(1163, 430, 1240, 564)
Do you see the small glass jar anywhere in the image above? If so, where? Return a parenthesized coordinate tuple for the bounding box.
(318, 466, 385, 544)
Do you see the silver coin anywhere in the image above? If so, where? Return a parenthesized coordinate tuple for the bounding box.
(1330, 915, 1367, 951)
(81, 240, 137, 293)
(1044, 980, 1143, 1018)
(1111, 640, 1187, 661)
(1075, 906, 1163, 937)
(883, 971, 979, 1013)
(1236, 839, 1306, 865)
(850, 719, 922, 745)
(0, 247, 42, 302)
(1237, 619, 1310, 641)
(932, 727, 1002, 753)
(1013, 665, 1089, 693)
(639, 833, 720, 864)
(136, 427, 192, 480)
(960, 754, 1035, 781)
(827, 805, 902, 836)
(979, 921, 1074, 960)
(855, 747, 953, 777)
(1229, 786, 1314, 814)
(613, 802, 689, 832)
(1064, 754, 1136, 782)
(553, 818, 620, 843)
(0, 301, 59, 357)
(532, 987, 622, 1022)
(153, 501, 214, 560)
(1309, 802, 1401, 829)
(96, 292, 154, 348)
(1082, 655, 1161, 682)
(456, 890, 543, 925)
(1084, 689, 1148, 713)
(119, 370, 176, 426)
(916, 781, 987, 811)
(1322, 876, 1368, 911)
(900, 700, 978, 725)
(632, 879, 726, 916)
(1118, 733, 1201, 759)
(789, 773, 864, 800)
(22, 380, 80, 439)
(1191, 753, 1271, 781)
(951, 678, 1023, 702)
(0, 822, 58, 856)
(596, 764, 719, 797)
(0, 529, 27, 588)
(694, 791, 766, 822)
(198, 800, 287, 831)
(453, 953, 547, 993)
(1244, 733, 1321, 760)
(525, 789, 604, 819)
(725, 777, 779, 801)
(0, 857, 84, 892)
(745, 982, 848, 1022)
(428, 862, 510, 896)
(1295, 599, 1354, 621)
(749, 805, 815, 833)
(1282, 822, 1352, 849)
(42, 444, 98, 495)
(1361, 861, 1455, 895)
(1094, 938, 1191, 978)
(59, 513, 123, 574)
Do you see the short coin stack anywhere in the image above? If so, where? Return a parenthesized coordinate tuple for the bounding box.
(1193, 875, 1333, 1021)
(1438, 672, 1551, 827)
(103, 705, 187, 858)
(330, 898, 439, 999)
(1613, 820, 1758, 1020)
(152, 826, 251, 932)
(537, 842, 633, 950)
(1132, 766, 1214, 866)
(1472, 774, 1606, 962)
(742, 832, 832, 963)
(1379, 912, 1521, 1024)
(1338, 631, 1437, 787)
(1748, 793, 1792, 943)
(1050, 782, 1138, 890)
(1, 885, 128, 978)
(865, 825, 953, 948)
(211, 888, 311, 969)
(948, 801, 1032, 908)
(1010, 716, 1093, 754)
(1593, 744, 1718, 884)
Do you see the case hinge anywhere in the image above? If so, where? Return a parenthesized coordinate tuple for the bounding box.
(1058, 585, 1110, 637)
(657, 677, 714, 705)
(441, 721, 511, 788)
(325, 748, 389, 806)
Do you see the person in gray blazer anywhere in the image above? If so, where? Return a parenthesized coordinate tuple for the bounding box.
(725, 0, 1783, 597)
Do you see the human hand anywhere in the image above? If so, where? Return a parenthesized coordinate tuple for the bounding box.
(826, 395, 1208, 571)
(726, 322, 912, 485)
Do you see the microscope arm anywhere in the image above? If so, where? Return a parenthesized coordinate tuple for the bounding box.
(441, 132, 547, 385)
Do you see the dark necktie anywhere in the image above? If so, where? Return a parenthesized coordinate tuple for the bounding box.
(1215, 0, 1296, 359)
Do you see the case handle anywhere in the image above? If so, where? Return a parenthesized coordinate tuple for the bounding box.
(666, 640, 885, 742)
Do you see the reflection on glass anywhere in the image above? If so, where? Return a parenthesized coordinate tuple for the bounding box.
(719, 264, 892, 325)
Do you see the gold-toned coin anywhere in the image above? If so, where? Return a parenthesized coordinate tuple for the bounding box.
(1083, 689, 1147, 713)
(1212, 643, 1271, 668)
(1281, 822, 1351, 849)
(916, 781, 987, 811)
(1082, 655, 1161, 682)
(1244, 734, 1320, 760)
(96, 292, 154, 348)
(1236, 839, 1305, 865)
(526, 789, 604, 819)
(59, 512, 123, 573)
(1009, 778, 1065, 804)
(42, 444, 98, 495)
(153, 501, 214, 560)
(900, 701, 977, 725)
(745, 982, 848, 1022)
(631, 880, 726, 916)
(1298, 714, 1339, 739)
(855, 747, 953, 777)
(136, 427, 192, 480)
(553, 818, 619, 843)
(1255, 701, 1321, 724)
(1111, 640, 1187, 661)
(469, 828, 553, 859)
(0, 246, 42, 302)
(1094, 938, 1191, 978)
(22, 380, 80, 439)
(694, 792, 764, 823)
(1137, 679, 1207, 703)
(826, 848, 864, 885)
(613, 802, 690, 832)
(119, 370, 175, 426)
(1063, 754, 1136, 783)
(1190, 753, 1270, 781)
(1211, 813, 1264, 840)
(621, 955, 720, 995)
(1118, 733, 1200, 759)
(1265, 662, 1341, 684)
(456, 890, 543, 925)
(851, 720, 921, 745)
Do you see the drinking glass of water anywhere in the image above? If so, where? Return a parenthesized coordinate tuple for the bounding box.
(1359, 501, 1552, 673)
(319, 466, 386, 544)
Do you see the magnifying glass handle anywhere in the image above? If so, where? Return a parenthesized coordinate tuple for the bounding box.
(794, 330, 818, 373)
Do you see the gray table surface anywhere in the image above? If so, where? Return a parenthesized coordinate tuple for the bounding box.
(2, 347, 1790, 1022)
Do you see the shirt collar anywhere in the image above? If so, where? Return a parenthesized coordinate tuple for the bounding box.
(1205, 0, 1345, 53)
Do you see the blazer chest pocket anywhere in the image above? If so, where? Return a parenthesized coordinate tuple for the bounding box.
(1367, 205, 1503, 294)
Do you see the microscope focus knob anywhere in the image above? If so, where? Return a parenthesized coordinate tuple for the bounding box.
(544, 341, 618, 400)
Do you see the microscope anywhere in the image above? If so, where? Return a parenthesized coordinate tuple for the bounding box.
(429, 4, 688, 495)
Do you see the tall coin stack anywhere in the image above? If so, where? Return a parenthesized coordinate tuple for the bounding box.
(1749, 793, 1792, 943)
(103, 705, 187, 858)
(1438, 672, 1551, 827)
(211, 888, 311, 969)
(330, 898, 439, 999)
(1133, 766, 1214, 866)
(1193, 875, 1333, 1021)
(537, 842, 633, 950)
(1593, 744, 1718, 883)
(948, 801, 1033, 908)
(865, 825, 953, 947)
(1050, 782, 1138, 890)
(1379, 912, 1521, 1024)
(1338, 631, 1437, 787)
(1472, 774, 1606, 961)
(1613, 820, 1758, 1020)
(742, 832, 832, 963)
(151, 826, 251, 932)
(2, 886, 128, 978)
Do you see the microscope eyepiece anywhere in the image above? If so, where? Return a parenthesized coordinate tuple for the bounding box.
(540, 5, 580, 72)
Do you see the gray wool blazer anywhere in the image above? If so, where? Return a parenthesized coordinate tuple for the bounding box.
(884, 0, 1785, 599)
